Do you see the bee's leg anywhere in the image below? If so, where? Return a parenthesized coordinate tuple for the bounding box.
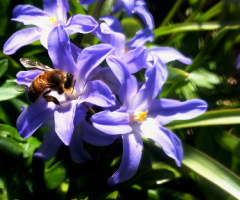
(43, 90, 60, 106)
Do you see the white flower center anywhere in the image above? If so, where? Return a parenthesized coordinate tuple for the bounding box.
(130, 110, 148, 123)
(48, 14, 60, 27)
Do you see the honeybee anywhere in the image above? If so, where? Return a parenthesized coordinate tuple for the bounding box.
(20, 58, 75, 105)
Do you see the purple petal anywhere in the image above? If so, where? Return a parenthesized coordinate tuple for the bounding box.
(12, 5, 51, 30)
(122, 0, 135, 17)
(81, 120, 117, 146)
(70, 43, 82, 63)
(79, 0, 98, 5)
(127, 28, 154, 49)
(3, 27, 42, 55)
(54, 100, 78, 145)
(17, 98, 57, 138)
(148, 98, 207, 125)
(133, 5, 155, 30)
(99, 16, 123, 33)
(148, 47, 192, 65)
(93, 17, 125, 56)
(16, 70, 42, 87)
(111, 0, 124, 14)
(34, 126, 62, 161)
(77, 44, 114, 89)
(43, 0, 69, 24)
(81, 80, 116, 107)
(66, 14, 98, 34)
(69, 124, 91, 163)
(48, 25, 76, 74)
(140, 119, 183, 166)
(98, 67, 121, 95)
(106, 56, 138, 106)
(108, 133, 143, 186)
(129, 57, 167, 111)
(123, 46, 148, 74)
(91, 110, 132, 135)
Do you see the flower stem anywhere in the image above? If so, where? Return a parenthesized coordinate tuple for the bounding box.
(83, 102, 96, 115)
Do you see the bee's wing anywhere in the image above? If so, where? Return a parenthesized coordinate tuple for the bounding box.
(20, 58, 53, 71)
(14, 84, 28, 93)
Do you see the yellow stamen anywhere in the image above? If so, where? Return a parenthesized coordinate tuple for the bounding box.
(65, 87, 74, 94)
(135, 110, 148, 123)
(48, 14, 57, 23)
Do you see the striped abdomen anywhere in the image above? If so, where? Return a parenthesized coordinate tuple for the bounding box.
(28, 72, 48, 102)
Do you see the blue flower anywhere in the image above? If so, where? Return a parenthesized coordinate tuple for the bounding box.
(91, 55, 207, 185)
(78, 0, 154, 30)
(94, 16, 192, 74)
(3, 0, 98, 55)
(111, 0, 155, 30)
(34, 106, 117, 163)
(16, 25, 115, 146)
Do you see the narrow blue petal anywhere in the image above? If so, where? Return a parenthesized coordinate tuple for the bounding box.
(81, 80, 116, 107)
(77, 44, 114, 89)
(108, 133, 143, 186)
(106, 56, 138, 106)
(100, 67, 121, 95)
(148, 98, 207, 125)
(43, 0, 69, 24)
(91, 110, 132, 135)
(16, 70, 42, 87)
(54, 101, 78, 145)
(12, 5, 51, 30)
(140, 119, 183, 166)
(81, 120, 117, 146)
(134, 5, 155, 30)
(48, 25, 76, 74)
(66, 14, 98, 34)
(70, 43, 82, 63)
(123, 46, 148, 74)
(3, 27, 41, 55)
(79, 0, 98, 5)
(99, 16, 123, 33)
(129, 56, 167, 111)
(17, 98, 57, 138)
(127, 28, 154, 49)
(111, 0, 124, 14)
(69, 124, 91, 163)
(148, 47, 192, 65)
(34, 126, 62, 161)
(122, 0, 135, 17)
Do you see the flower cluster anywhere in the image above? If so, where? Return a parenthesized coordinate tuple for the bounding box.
(4, 0, 207, 185)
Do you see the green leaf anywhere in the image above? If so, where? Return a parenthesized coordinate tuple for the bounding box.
(105, 191, 119, 199)
(0, 79, 23, 101)
(68, 0, 86, 15)
(121, 18, 142, 42)
(154, 21, 240, 39)
(188, 68, 222, 89)
(0, 124, 25, 142)
(183, 144, 240, 199)
(0, 136, 26, 158)
(45, 161, 67, 190)
(98, 0, 114, 17)
(166, 66, 189, 83)
(0, 0, 11, 37)
(166, 109, 240, 129)
(0, 59, 8, 78)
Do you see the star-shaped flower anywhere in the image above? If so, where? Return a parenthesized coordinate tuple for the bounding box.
(4, 0, 98, 55)
(16, 25, 115, 146)
(91, 55, 207, 185)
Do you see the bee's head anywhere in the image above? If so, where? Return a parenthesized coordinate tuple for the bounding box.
(64, 73, 75, 89)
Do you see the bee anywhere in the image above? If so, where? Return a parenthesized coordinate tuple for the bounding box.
(20, 58, 76, 106)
